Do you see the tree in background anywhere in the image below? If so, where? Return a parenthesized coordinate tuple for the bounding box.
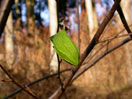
(85, 0, 98, 39)
(84, 0, 98, 83)
(14, 0, 21, 18)
(2, 0, 132, 98)
(120, 0, 132, 85)
(25, 0, 35, 33)
(4, 12, 15, 69)
(34, 0, 42, 27)
(92, 0, 98, 32)
(48, 0, 58, 73)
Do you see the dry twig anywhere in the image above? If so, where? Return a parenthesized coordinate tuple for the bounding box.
(0, 64, 39, 99)
(49, 0, 121, 98)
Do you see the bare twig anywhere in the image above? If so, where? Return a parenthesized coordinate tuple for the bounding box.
(55, 0, 64, 92)
(49, 1, 121, 99)
(99, 32, 132, 43)
(57, 55, 64, 91)
(1, 79, 12, 82)
(84, 26, 132, 65)
(0, 64, 39, 99)
(0, 0, 13, 37)
(82, 41, 111, 65)
(82, 32, 132, 68)
(3, 68, 72, 99)
(5, 33, 131, 99)
(76, 0, 81, 54)
(73, 37, 131, 81)
(115, 1, 132, 39)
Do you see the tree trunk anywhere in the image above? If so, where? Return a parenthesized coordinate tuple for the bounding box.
(25, 0, 35, 33)
(4, 12, 15, 69)
(48, 0, 58, 73)
(15, 0, 20, 17)
(121, 0, 132, 85)
(85, 0, 98, 83)
(93, 3, 98, 31)
(26, 0, 34, 19)
(85, 0, 98, 39)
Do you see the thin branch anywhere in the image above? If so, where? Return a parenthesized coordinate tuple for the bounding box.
(0, 64, 38, 99)
(49, 1, 121, 98)
(82, 41, 110, 65)
(85, 22, 132, 66)
(82, 31, 131, 67)
(57, 55, 64, 91)
(76, 0, 81, 54)
(4, 35, 131, 99)
(0, 0, 13, 37)
(99, 32, 132, 43)
(55, 0, 64, 92)
(73, 37, 131, 81)
(56, 0, 59, 32)
(115, 0, 132, 38)
(3, 68, 72, 99)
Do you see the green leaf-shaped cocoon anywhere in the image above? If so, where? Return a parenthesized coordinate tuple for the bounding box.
(50, 29, 79, 66)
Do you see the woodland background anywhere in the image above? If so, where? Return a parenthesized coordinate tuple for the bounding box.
(0, 0, 132, 99)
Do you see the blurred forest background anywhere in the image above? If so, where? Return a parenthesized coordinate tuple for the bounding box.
(0, 0, 132, 99)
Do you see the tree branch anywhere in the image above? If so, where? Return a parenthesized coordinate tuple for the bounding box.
(0, 0, 13, 37)
(3, 68, 72, 99)
(49, 0, 121, 98)
(0, 64, 38, 99)
(115, 0, 132, 38)
(99, 33, 132, 43)
(76, 0, 81, 54)
(73, 37, 131, 81)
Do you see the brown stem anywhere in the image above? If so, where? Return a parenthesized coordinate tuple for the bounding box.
(49, 0, 121, 98)
(4, 68, 72, 99)
(0, 64, 39, 99)
(76, 0, 81, 54)
(73, 37, 131, 81)
(0, 0, 13, 37)
(115, 1, 132, 38)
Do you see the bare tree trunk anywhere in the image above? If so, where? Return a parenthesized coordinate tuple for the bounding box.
(48, 0, 58, 73)
(26, 0, 34, 19)
(4, 12, 15, 69)
(25, 0, 35, 33)
(121, 0, 132, 85)
(15, 0, 20, 16)
(85, 0, 98, 39)
(93, 4, 98, 31)
(84, 0, 98, 84)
